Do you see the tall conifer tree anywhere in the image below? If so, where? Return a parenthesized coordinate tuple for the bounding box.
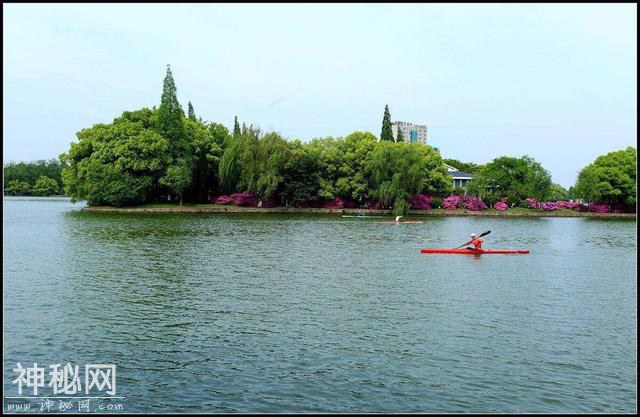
(381, 105, 393, 141)
(158, 64, 186, 150)
(233, 116, 241, 137)
(188, 101, 196, 120)
(396, 127, 404, 142)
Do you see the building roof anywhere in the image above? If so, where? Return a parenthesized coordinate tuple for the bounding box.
(446, 171, 474, 179)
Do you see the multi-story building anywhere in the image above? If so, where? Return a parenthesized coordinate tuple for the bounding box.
(391, 121, 428, 144)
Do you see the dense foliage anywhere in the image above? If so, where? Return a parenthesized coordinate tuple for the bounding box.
(467, 155, 552, 202)
(4, 159, 66, 196)
(55, 65, 634, 214)
(442, 159, 483, 174)
(573, 147, 636, 206)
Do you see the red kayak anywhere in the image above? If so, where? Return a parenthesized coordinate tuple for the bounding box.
(421, 248, 530, 254)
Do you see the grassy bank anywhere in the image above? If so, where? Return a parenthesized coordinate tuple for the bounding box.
(81, 204, 636, 219)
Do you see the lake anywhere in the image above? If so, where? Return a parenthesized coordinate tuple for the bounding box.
(3, 197, 637, 413)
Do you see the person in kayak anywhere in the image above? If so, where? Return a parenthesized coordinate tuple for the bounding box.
(464, 233, 483, 250)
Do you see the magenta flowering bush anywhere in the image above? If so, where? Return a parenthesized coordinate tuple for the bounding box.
(588, 203, 610, 213)
(411, 194, 434, 210)
(555, 201, 577, 210)
(322, 197, 344, 209)
(526, 198, 539, 209)
(461, 195, 487, 211)
(214, 195, 234, 205)
(494, 201, 508, 211)
(231, 191, 257, 207)
(443, 195, 461, 210)
(540, 202, 558, 211)
(441, 195, 486, 211)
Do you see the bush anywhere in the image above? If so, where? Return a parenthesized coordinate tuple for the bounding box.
(214, 195, 234, 205)
(519, 199, 531, 208)
(443, 195, 461, 209)
(231, 191, 257, 207)
(411, 194, 434, 209)
(431, 198, 443, 209)
(483, 194, 500, 206)
(494, 201, 508, 211)
(588, 203, 610, 213)
(323, 198, 344, 209)
(507, 195, 520, 207)
(526, 198, 539, 209)
(461, 195, 487, 211)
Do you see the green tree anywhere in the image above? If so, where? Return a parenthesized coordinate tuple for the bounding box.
(61, 108, 170, 206)
(160, 161, 192, 205)
(367, 142, 450, 215)
(280, 140, 323, 206)
(396, 128, 404, 142)
(380, 105, 393, 141)
(4, 180, 31, 196)
(468, 155, 552, 201)
(574, 146, 636, 205)
(187, 101, 196, 120)
(208, 122, 230, 148)
(158, 65, 186, 144)
(32, 175, 60, 196)
(442, 158, 483, 174)
(185, 118, 223, 202)
(233, 116, 241, 137)
(548, 183, 569, 201)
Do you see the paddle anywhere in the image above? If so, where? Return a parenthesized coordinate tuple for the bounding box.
(454, 230, 491, 249)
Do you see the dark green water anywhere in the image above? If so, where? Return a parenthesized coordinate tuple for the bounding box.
(3, 197, 637, 412)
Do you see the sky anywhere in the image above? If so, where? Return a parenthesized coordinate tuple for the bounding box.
(3, 3, 637, 188)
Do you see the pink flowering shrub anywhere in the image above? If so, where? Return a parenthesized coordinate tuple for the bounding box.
(540, 202, 558, 211)
(494, 201, 508, 211)
(461, 195, 487, 211)
(588, 203, 610, 213)
(323, 198, 344, 209)
(526, 198, 539, 209)
(214, 195, 234, 205)
(442, 195, 486, 211)
(231, 191, 257, 207)
(556, 201, 577, 210)
(443, 195, 461, 209)
(411, 194, 435, 210)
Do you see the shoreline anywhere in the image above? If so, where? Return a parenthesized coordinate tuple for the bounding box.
(80, 205, 637, 219)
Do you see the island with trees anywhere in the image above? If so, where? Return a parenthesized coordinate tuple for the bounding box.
(6, 65, 636, 218)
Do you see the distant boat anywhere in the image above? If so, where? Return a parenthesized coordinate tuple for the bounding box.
(342, 214, 384, 218)
(377, 220, 423, 224)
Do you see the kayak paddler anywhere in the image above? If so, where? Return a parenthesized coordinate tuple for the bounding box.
(463, 233, 483, 250)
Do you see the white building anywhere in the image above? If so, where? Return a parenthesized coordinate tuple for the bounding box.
(391, 121, 427, 144)
(445, 163, 474, 192)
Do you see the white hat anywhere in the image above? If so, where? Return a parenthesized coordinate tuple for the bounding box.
(470, 233, 476, 237)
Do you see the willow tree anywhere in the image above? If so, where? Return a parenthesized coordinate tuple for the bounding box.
(367, 142, 450, 215)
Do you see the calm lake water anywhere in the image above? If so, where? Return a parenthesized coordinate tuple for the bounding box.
(3, 197, 637, 413)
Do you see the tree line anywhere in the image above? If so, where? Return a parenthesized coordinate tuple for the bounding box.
(15, 65, 635, 214)
(4, 159, 66, 196)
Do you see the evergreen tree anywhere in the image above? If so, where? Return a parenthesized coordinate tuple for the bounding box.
(396, 127, 404, 142)
(380, 105, 393, 141)
(158, 64, 186, 148)
(188, 101, 196, 120)
(233, 116, 241, 137)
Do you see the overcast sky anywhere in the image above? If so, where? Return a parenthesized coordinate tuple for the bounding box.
(3, 4, 636, 187)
